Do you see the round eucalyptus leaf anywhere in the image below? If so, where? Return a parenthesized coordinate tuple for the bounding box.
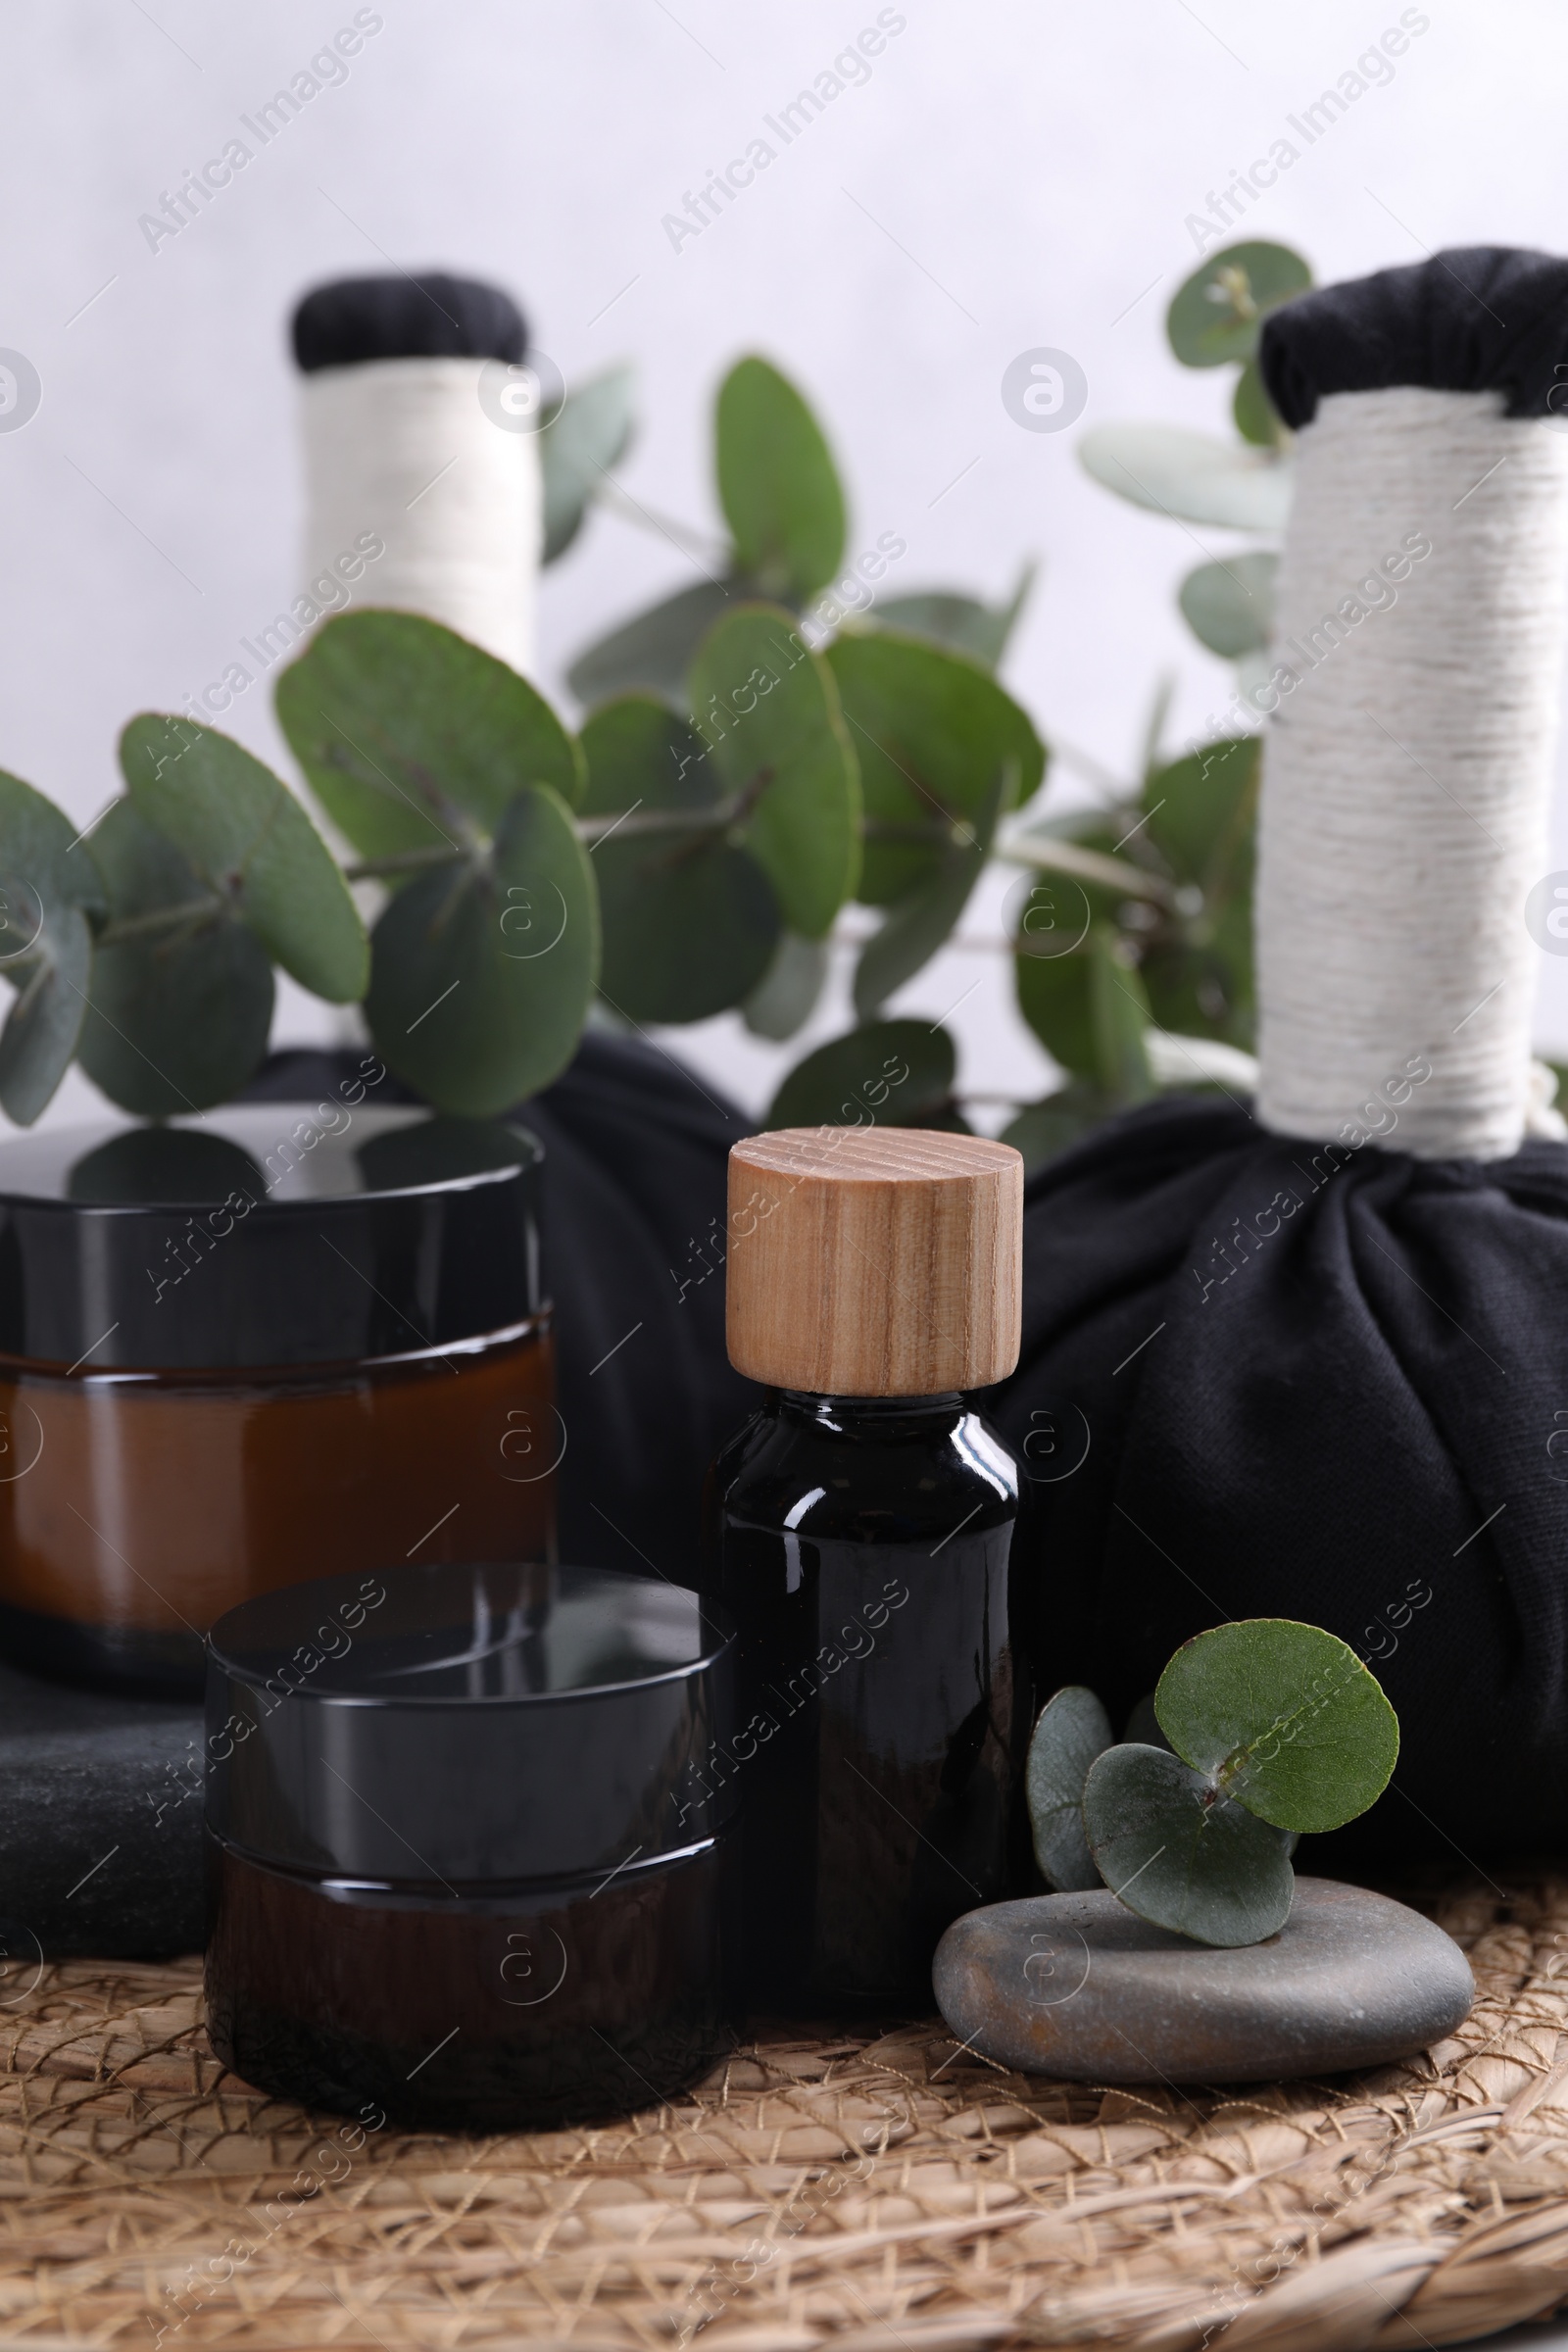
(80, 924, 273, 1117)
(0, 771, 105, 931)
(1210, 894, 1256, 1023)
(1025, 1686, 1113, 1892)
(566, 580, 737, 710)
(1123, 1692, 1171, 1750)
(1083, 1742, 1296, 1947)
(870, 563, 1035, 672)
(1005, 866, 1096, 962)
(1017, 927, 1154, 1100)
(1140, 942, 1250, 1050)
(276, 610, 585, 862)
(687, 605, 859, 938)
(870, 593, 1003, 667)
(1233, 358, 1280, 447)
(1166, 242, 1312, 368)
(120, 715, 367, 1002)
(579, 695, 716, 816)
(78, 800, 273, 1117)
(765, 1019, 955, 1131)
(1015, 938, 1095, 1081)
(855, 766, 1010, 1023)
(1145, 736, 1260, 897)
(540, 364, 635, 564)
(366, 783, 598, 1115)
(596, 833, 778, 1024)
(1154, 1619, 1399, 1836)
(999, 1085, 1120, 1173)
(743, 930, 829, 1042)
(1079, 424, 1293, 534)
(1177, 554, 1278, 660)
(0, 768, 108, 1126)
(715, 355, 846, 602)
(0, 905, 91, 1128)
(1090, 929, 1156, 1102)
(827, 628, 1046, 906)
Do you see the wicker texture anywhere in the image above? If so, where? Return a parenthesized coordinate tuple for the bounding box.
(4, 1874, 1568, 2349)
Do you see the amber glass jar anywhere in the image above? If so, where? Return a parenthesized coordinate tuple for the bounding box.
(0, 1100, 554, 1693)
(205, 1560, 739, 2130)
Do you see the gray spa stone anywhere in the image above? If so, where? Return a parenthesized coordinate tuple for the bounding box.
(0, 1658, 204, 1962)
(933, 1876, 1474, 2083)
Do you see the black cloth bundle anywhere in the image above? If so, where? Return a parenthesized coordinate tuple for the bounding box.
(291, 272, 527, 371)
(988, 1097, 1568, 1869)
(1260, 244, 1568, 426)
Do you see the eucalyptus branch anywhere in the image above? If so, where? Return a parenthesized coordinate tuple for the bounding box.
(575, 768, 775, 845)
(321, 740, 484, 858)
(996, 830, 1175, 907)
(96, 897, 224, 949)
(591, 474, 734, 572)
(575, 804, 734, 845)
(400, 760, 488, 855)
(342, 846, 465, 882)
(1048, 734, 1139, 804)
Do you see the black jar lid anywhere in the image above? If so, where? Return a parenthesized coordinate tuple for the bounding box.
(206, 1563, 737, 1888)
(0, 1100, 543, 1370)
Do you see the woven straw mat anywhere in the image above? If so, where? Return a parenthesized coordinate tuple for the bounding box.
(5, 1871, 1568, 2351)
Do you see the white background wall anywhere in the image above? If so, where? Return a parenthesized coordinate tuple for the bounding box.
(5, 0, 1568, 1130)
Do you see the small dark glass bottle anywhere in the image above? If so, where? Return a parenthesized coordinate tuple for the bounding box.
(706, 1126, 1027, 2013)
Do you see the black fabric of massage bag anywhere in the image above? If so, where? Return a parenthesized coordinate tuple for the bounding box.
(970, 243, 1568, 1870)
(987, 1094, 1568, 1869)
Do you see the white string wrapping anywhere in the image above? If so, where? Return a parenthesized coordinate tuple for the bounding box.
(1256, 383, 1568, 1160)
(300, 356, 540, 672)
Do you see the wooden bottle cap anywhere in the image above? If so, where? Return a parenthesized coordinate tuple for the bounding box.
(726, 1127, 1024, 1396)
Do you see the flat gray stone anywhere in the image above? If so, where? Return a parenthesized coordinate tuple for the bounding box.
(0, 1659, 203, 1959)
(933, 1876, 1474, 2083)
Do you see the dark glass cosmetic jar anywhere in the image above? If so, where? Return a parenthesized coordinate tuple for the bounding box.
(204, 1560, 739, 2131)
(0, 1100, 553, 1693)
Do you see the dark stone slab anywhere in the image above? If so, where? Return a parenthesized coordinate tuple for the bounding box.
(0, 1658, 204, 1962)
(932, 1877, 1474, 2083)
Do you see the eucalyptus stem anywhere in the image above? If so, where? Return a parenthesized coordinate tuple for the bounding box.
(574, 803, 734, 845)
(996, 831, 1174, 907)
(321, 740, 484, 858)
(334, 797, 1174, 907)
(575, 767, 774, 845)
(96, 897, 223, 948)
(342, 846, 464, 881)
(591, 474, 733, 571)
(343, 789, 785, 864)
(1049, 733, 1138, 803)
